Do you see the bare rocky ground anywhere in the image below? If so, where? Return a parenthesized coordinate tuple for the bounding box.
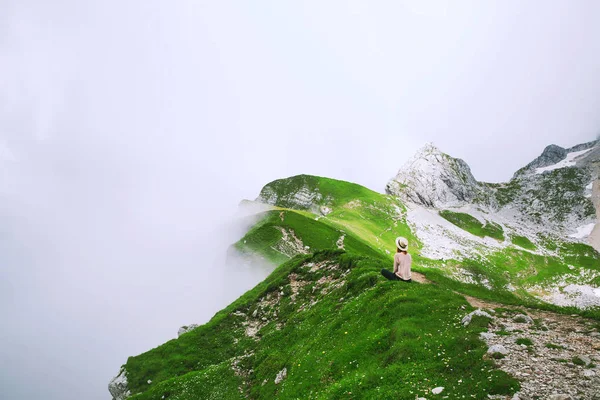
(462, 297, 600, 400)
(413, 270, 600, 399)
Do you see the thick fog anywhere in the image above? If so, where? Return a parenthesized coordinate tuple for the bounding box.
(2, 1, 600, 399)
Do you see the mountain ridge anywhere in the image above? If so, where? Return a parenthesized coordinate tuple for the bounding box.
(108, 140, 600, 400)
(386, 141, 599, 250)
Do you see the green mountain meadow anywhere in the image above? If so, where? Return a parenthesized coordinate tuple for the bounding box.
(113, 174, 600, 400)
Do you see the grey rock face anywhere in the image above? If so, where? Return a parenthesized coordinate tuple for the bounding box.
(387, 141, 599, 241)
(514, 144, 568, 178)
(386, 143, 491, 208)
(568, 140, 598, 154)
(514, 140, 598, 178)
(574, 142, 600, 180)
(108, 367, 131, 400)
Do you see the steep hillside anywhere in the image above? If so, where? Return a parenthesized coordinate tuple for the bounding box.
(109, 142, 600, 400)
(110, 252, 520, 400)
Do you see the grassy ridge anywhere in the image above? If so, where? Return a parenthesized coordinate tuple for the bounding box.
(234, 209, 386, 265)
(119, 174, 600, 399)
(243, 174, 419, 263)
(126, 252, 519, 399)
(258, 175, 383, 210)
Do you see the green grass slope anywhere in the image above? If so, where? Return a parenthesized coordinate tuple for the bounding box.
(233, 209, 383, 265)
(439, 210, 504, 241)
(258, 175, 382, 210)
(240, 175, 419, 264)
(510, 235, 536, 250)
(117, 174, 600, 400)
(239, 176, 599, 316)
(124, 251, 519, 399)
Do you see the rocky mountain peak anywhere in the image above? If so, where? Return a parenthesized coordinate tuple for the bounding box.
(415, 142, 443, 157)
(512, 144, 567, 178)
(539, 144, 568, 165)
(513, 140, 599, 179)
(385, 143, 485, 208)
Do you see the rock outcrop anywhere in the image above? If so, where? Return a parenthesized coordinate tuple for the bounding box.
(256, 175, 331, 214)
(385, 143, 490, 208)
(513, 140, 598, 178)
(108, 367, 131, 400)
(513, 144, 568, 178)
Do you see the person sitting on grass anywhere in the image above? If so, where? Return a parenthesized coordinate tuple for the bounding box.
(380, 237, 412, 283)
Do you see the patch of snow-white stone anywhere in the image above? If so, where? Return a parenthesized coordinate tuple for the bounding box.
(431, 386, 444, 395)
(527, 268, 600, 308)
(535, 148, 594, 174)
(569, 222, 596, 239)
(585, 181, 594, 198)
(487, 344, 509, 355)
(274, 367, 287, 384)
(541, 284, 600, 309)
(406, 204, 505, 261)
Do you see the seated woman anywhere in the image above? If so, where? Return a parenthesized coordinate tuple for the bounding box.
(381, 237, 412, 282)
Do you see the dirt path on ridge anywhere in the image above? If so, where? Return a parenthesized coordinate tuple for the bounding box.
(410, 271, 431, 284)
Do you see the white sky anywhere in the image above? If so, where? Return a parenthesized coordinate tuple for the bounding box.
(1, 1, 600, 399)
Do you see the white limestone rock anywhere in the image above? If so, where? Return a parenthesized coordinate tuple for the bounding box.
(431, 386, 444, 394)
(274, 367, 287, 384)
(108, 366, 131, 400)
(320, 206, 332, 215)
(461, 309, 492, 326)
(386, 143, 489, 209)
(480, 332, 496, 340)
(487, 344, 509, 355)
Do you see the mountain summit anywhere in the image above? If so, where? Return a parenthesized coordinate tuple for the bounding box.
(385, 143, 485, 208)
(385, 140, 599, 251)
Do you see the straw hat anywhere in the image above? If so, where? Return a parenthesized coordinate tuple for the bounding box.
(395, 237, 408, 251)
